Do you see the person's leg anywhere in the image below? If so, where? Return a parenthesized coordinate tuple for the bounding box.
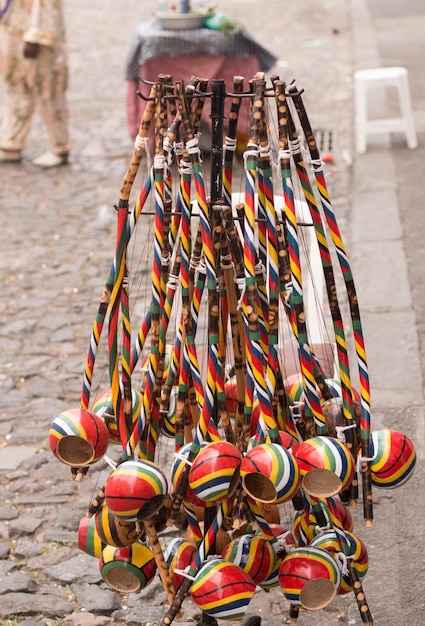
(35, 46, 70, 160)
(0, 60, 37, 157)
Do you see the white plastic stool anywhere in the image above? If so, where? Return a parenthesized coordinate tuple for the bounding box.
(354, 66, 418, 154)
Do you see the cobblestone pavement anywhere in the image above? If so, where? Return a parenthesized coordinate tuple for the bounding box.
(1, 0, 423, 625)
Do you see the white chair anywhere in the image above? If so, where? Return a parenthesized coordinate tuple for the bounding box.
(354, 66, 418, 154)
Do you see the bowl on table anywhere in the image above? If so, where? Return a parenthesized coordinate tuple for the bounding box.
(156, 12, 206, 30)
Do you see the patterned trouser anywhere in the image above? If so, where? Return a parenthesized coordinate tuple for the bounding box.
(0, 45, 69, 154)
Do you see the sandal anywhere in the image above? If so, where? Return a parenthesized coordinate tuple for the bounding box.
(0, 149, 22, 163)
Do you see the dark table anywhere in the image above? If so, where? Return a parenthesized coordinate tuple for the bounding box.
(125, 19, 278, 143)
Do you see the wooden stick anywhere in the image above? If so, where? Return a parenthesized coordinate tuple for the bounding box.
(143, 517, 180, 615)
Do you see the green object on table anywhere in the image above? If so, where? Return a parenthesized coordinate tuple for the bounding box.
(204, 12, 240, 34)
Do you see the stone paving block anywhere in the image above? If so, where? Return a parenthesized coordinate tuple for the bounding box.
(0, 445, 39, 471)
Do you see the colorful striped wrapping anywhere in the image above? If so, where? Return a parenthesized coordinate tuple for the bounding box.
(95, 504, 141, 547)
(161, 385, 177, 438)
(295, 436, 355, 497)
(78, 515, 104, 558)
(188, 441, 243, 503)
(284, 372, 305, 403)
(221, 533, 276, 585)
(100, 543, 156, 593)
(170, 442, 209, 508)
(240, 442, 300, 504)
(293, 496, 353, 546)
(161, 537, 198, 590)
(369, 429, 416, 488)
(279, 545, 341, 609)
(310, 529, 368, 594)
(191, 559, 256, 620)
(104, 459, 168, 521)
(49, 408, 109, 467)
(92, 387, 142, 444)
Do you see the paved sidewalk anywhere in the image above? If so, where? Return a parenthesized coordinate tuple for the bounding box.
(0, 0, 424, 625)
(348, 1, 425, 624)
